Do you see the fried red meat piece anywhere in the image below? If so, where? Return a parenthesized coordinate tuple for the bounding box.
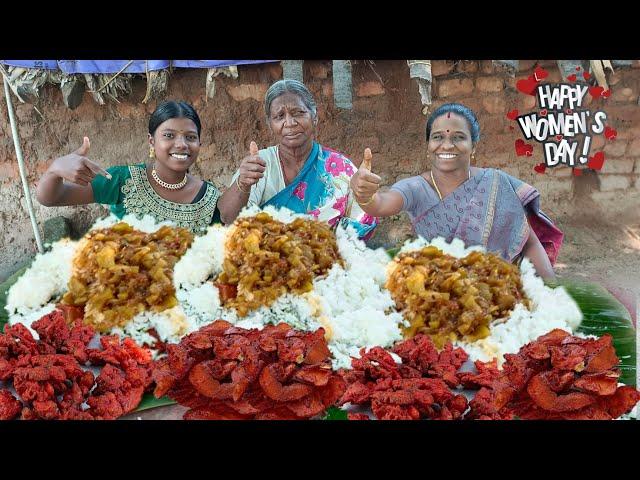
(458, 359, 500, 389)
(351, 347, 401, 380)
(549, 344, 587, 372)
(1, 323, 39, 357)
(466, 388, 514, 420)
(0, 357, 16, 382)
(347, 412, 370, 421)
(340, 380, 374, 405)
(31, 310, 95, 364)
(87, 392, 124, 420)
(259, 363, 313, 401)
(527, 372, 595, 412)
(393, 335, 468, 387)
(0, 390, 22, 420)
(596, 386, 640, 419)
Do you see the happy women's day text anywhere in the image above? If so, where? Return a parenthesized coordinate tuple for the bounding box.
(516, 84, 608, 167)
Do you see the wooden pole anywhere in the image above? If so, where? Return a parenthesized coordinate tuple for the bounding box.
(3, 77, 44, 254)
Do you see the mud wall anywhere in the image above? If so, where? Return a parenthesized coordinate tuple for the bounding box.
(1, 60, 639, 280)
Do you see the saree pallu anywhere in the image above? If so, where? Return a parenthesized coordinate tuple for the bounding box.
(400, 168, 563, 264)
(255, 142, 378, 240)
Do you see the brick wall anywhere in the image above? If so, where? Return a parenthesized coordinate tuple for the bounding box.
(1, 60, 639, 280)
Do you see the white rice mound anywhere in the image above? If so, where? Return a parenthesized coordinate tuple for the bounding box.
(6, 239, 78, 320)
(394, 236, 583, 365)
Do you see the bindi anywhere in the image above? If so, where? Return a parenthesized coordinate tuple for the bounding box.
(447, 112, 451, 118)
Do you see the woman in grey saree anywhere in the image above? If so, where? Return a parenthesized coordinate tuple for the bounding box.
(350, 103, 562, 279)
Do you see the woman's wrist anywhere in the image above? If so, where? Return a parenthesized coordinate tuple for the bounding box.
(357, 192, 377, 206)
(235, 176, 249, 194)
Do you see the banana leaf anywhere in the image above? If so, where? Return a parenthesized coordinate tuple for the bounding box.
(136, 394, 176, 412)
(322, 406, 349, 420)
(546, 278, 636, 387)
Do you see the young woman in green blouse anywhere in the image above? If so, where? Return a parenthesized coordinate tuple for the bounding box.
(36, 100, 221, 233)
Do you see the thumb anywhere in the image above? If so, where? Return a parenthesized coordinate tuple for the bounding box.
(249, 141, 259, 156)
(362, 148, 372, 171)
(75, 136, 91, 156)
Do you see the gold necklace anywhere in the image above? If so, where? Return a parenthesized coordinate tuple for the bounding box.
(151, 166, 188, 190)
(430, 169, 471, 201)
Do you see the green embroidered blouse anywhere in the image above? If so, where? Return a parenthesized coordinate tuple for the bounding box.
(91, 164, 221, 233)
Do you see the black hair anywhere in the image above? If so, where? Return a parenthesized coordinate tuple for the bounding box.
(148, 100, 202, 137)
(426, 103, 480, 143)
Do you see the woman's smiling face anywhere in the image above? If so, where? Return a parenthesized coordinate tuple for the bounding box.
(427, 112, 475, 173)
(149, 117, 200, 172)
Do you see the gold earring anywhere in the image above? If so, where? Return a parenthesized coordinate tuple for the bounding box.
(149, 146, 155, 159)
(471, 152, 476, 162)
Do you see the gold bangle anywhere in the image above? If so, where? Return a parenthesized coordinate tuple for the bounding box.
(235, 176, 249, 194)
(358, 192, 377, 206)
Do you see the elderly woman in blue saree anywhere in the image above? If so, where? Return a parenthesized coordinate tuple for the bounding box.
(350, 103, 562, 279)
(217, 80, 377, 240)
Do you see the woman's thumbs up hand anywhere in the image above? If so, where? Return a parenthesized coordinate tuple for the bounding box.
(350, 147, 381, 204)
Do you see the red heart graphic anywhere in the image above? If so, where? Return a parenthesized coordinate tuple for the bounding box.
(556, 135, 563, 141)
(540, 109, 548, 116)
(534, 163, 546, 174)
(602, 89, 611, 98)
(588, 151, 605, 170)
(565, 108, 573, 114)
(604, 126, 617, 140)
(573, 168, 583, 176)
(515, 139, 534, 157)
(583, 72, 591, 80)
(533, 66, 549, 82)
(506, 109, 519, 120)
(589, 86, 604, 98)
(567, 74, 577, 82)
(516, 76, 538, 96)
(576, 66, 581, 71)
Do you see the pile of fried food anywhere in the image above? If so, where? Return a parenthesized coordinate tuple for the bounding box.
(387, 246, 528, 347)
(339, 330, 640, 421)
(338, 335, 470, 420)
(216, 213, 342, 316)
(151, 320, 346, 419)
(466, 329, 640, 420)
(0, 308, 153, 420)
(62, 223, 193, 332)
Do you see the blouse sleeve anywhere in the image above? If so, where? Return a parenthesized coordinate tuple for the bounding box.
(389, 177, 418, 213)
(91, 166, 127, 205)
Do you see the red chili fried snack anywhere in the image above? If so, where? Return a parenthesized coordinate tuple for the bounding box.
(339, 335, 469, 420)
(0, 309, 153, 420)
(465, 329, 640, 420)
(392, 334, 469, 387)
(151, 321, 345, 420)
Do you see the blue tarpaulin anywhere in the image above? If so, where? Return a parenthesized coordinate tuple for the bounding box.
(0, 60, 278, 73)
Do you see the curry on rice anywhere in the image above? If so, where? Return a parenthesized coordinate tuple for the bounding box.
(216, 212, 343, 317)
(62, 222, 193, 332)
(386, 246, 529, 347)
